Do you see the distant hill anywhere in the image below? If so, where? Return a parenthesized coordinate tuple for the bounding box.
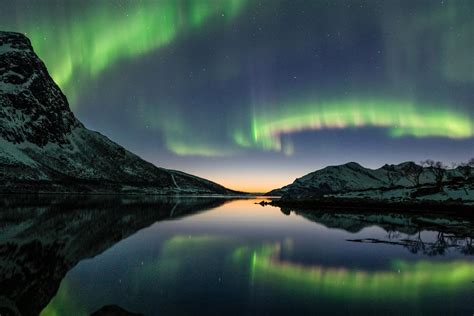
(0, 31, 236, 194)
(268, 161, 473, 203)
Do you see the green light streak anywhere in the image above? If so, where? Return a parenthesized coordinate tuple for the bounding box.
(162, 234, 226, 254)
(141, 103, 237, 157)
(23, 0, 246, 105)
(383, 1, 474, 84)
(233, 244, 474, 300)
(144, 96, 472, 157)
(166, 140, 235, 157)
(40, 279, 88, 316)
(233, 98, 473, 154)
(132, 234, 235, 288)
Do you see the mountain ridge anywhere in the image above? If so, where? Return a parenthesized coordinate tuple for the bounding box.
(0, 31, 237, 195)
(268, 161, 474, 203)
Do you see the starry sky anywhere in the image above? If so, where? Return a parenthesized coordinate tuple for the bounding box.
(1, 0, 473, 192)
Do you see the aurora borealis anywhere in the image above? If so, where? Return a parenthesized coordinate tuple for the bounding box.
(17, 0, 246, 103)
(1, 0, 473, 191)
(234, 98, 473, 154)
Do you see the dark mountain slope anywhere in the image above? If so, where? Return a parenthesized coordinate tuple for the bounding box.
(0, 31, 236, 194)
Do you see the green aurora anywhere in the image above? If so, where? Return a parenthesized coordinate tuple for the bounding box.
(24, 0, 246, 104)
(233, 98, 473, 155)
(143, 97, 473, 156)
(1, 0, 473, 162)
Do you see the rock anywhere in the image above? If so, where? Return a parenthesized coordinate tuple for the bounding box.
(91, 305, 143, 316)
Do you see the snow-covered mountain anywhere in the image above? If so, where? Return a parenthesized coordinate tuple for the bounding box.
(268, 161, 474, 202)
(0, 31, 235, 194)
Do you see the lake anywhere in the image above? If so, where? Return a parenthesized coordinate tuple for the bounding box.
(0, 196, 472, 315)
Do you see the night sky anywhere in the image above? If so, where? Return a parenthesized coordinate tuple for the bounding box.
(1, 0, 473, 192)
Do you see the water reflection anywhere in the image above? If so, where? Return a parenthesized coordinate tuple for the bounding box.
(289, 207, 474, 256)
(233, 243, 474, 300)
(0, 195, 232, 316)
(0, 197, 472, 315)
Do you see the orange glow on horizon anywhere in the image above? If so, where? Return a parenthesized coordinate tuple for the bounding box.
(161, 163, 308, 194)
(209, 176, 292, 193)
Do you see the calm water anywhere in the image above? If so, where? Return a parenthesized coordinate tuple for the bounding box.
(0, 196, 473, 315)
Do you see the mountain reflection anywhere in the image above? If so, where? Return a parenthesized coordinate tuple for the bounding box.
(1, 197, 473, 315)
(0, 195, 231, 316)
(279, 207, 474, 256)
(44, 233, 473, 315)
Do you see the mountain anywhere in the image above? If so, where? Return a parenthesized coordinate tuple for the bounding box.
(268, 161, 474, 203)
(0, 31, 235, 194)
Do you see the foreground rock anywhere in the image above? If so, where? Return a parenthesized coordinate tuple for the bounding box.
(0, 31, 236, 194)
(91, 305, 143, 316)
(268, 161, 473, 204)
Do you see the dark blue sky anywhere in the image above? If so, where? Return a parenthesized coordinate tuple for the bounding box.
(1, 0, 473, 191)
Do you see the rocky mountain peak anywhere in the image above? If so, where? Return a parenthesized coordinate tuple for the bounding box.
(0, 31, 82, 147)
(0, 31, 235, 195)
(342, 162, 364, 169)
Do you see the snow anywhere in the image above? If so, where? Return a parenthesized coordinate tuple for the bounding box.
(278, 161, 474, 203)
(0, 138, 38, 167)
(0, 72, 38, 94)
(171, 174, 181, 190)
(0, 43, 25, 55)
(418, 187, 474, 202)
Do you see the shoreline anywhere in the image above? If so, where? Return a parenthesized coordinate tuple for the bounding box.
(266, 198, 474, 219)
